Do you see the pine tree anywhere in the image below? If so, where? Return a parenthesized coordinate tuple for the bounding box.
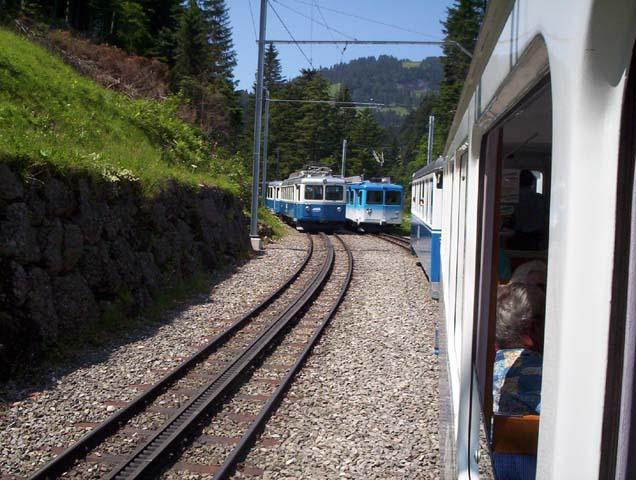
(174, 0, 210, 81)
(348, 109, 385, 178)
(432, 0, 484, 155)
(113, 1, 150, 54)
(140, 0, 182, 62)
(199, 0, 236, 87)
(263, 43, 284, 91)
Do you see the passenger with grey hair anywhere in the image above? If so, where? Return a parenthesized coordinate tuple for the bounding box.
(493, 283, 545, 415)
(510, 260, 547, 290)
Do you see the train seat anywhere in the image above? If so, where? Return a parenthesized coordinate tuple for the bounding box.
(491, 414, 539, 480)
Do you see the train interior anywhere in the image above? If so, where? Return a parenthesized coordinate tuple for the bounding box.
(476, 80, 552, 479)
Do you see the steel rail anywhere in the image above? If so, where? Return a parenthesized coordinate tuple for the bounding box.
(105, 234, 335, 479)
(376, 232, 412, 251)
(213, 234, 354, 479)
(29, 235, 315, 480)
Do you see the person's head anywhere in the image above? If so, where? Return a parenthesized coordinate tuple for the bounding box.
(496, 283, 546, 351)
(511, 260, 547, 289)
(520, 170, 536, 190)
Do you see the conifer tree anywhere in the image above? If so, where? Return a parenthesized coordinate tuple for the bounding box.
(432, 0, 484, 155)
(174, 0, 210, 81)
(199, 0, 236, 87)
(140, 0, 182, 62)
(263, 43, 284, 91)
(348, 109, 385, 177)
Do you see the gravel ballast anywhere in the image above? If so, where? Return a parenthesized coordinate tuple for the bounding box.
(238, 233, 440, 479)
(0, 232, 441, 479)
(0, 228, 308, 478)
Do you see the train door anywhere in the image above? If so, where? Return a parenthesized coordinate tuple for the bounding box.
(446, 157, 457, 312)
(600, 40, 636, 480)
(453, 151, 469, 361)
(470, 79, 552, 479)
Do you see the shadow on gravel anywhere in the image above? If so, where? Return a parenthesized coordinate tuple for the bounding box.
(0, 259, 246, 405)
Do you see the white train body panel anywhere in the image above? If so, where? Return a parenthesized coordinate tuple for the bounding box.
(434, 0, 636, 478)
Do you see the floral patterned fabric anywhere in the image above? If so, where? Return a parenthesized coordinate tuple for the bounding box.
(493, 348, 543, 415)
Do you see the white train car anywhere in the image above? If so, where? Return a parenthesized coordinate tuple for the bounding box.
(434, 1, 636, 478)
(410, 159, 444, 298)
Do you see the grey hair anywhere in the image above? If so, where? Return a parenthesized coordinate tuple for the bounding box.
(510, 260, 547, 285)
(496, 283, 546, 348)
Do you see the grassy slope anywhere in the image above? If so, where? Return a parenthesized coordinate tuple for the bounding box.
(401, 60, 420, 69)
(0, 29, 231, 194)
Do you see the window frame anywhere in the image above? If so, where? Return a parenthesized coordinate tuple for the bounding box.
(366, 190, 383, 205)
(325, 185, 344, 202)
(304, 184, 324, 201)
(385, 190, 401, 206)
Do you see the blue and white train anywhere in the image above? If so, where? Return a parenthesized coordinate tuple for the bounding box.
(345, 178, 404, 229)
(416, 1, 636, 479)
(410, 159, 443, 299)
(267, 166, 346, 230)
(265, 180, 282, 215)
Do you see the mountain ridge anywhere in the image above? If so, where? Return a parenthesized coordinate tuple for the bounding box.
(316, 54, 441, 131)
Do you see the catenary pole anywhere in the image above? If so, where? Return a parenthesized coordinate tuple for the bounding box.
(341, 139, 347, 177)
(261, 88, 270, 207)
(427, 115, 435, 165)
(249, 0, 268, 249)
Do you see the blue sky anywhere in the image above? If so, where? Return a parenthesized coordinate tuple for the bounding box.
(226, 0, 454, 90)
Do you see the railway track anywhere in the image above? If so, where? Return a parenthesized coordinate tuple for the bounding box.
(29, 233, 353, 479)
(376, 232, 411, 251)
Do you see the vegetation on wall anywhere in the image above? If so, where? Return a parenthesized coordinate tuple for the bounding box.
(0, 28, 243, 195)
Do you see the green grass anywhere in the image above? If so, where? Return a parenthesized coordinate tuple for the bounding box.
(401, 60, 420, 69)
(328, 82, 342, 98)
(0, 28, 234, 195)
(394, 212, 411, 236)
(258, 207, 287, 240)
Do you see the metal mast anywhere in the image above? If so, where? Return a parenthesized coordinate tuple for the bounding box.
(261, 88, 270, 207)
(249, 0, 268, 250)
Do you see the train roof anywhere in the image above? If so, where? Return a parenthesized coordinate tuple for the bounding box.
(267, 180, 283, 186)
(412, 157, 445, 180)
(348, 180, 403, 190)
(281, 166, 345, 186)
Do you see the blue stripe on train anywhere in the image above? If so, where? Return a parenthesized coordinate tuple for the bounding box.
(279, 200, 346, 224)
(411, 214, 441, 299)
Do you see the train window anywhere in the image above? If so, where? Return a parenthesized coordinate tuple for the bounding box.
(385, 191, 401, 205)
(325, 185, 344, 201)
(304, 185, 323, 200)
(367, 190, 382, 204)
(472, 79, 552, 479)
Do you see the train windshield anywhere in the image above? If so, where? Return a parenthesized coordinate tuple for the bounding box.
(325, 185, 344, 201)
(304, 185, 323, 200)
(385, 191, 401, 205)
(367, 190, 382, 204)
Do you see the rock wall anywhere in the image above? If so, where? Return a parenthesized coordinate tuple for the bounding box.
(0, 162, 249, 373)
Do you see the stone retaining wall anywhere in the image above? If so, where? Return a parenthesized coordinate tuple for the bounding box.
(0, 162, 249, 374)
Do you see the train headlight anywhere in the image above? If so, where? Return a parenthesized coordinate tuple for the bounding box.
(305, 205, 310, 211)
(366, 208, 372, 214)
(336, 206, 342, 212)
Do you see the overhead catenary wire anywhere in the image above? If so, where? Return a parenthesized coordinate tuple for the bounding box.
(271, 0, 356, 41)
(268, 98, 383, 106)
(287, 0, 441, 40)
(313, 0, 346, 59)
(263, 39, 472, 58)
(269, 1, 314, 68)
(248, 0, 258, 41)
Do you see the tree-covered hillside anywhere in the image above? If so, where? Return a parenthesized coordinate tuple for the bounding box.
(318, 55, 441, 109)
